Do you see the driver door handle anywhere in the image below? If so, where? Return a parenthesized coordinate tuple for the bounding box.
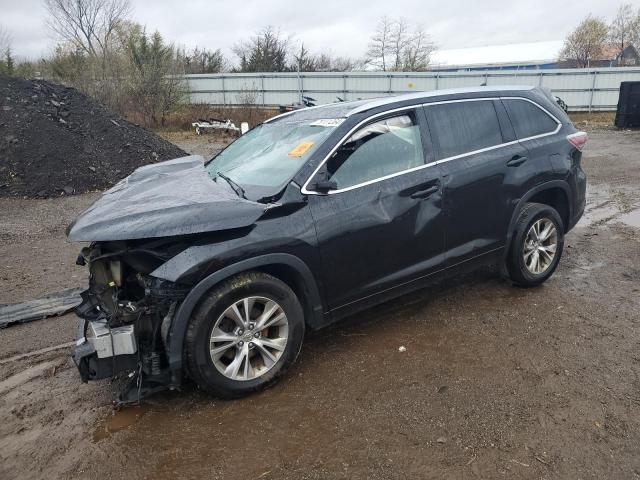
(507, 155, 528, 167)
(410, 185, 439, 199)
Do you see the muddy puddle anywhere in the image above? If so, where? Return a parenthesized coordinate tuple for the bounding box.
(577, 184, 640, 228)
(93, 404, 150, 441)
(618, 208, 640, 227)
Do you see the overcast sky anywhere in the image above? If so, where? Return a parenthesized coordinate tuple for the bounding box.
(1, 0, 638, 63)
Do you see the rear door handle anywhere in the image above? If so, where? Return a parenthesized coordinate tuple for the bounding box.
(410, 185, 439, 199)
(507, 155, 528, 167)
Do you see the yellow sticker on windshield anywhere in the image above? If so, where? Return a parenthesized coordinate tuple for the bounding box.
(288, 141, 315, 157)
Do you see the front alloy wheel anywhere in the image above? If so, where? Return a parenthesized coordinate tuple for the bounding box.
(185, 272, 305, 398)
(209, 296, 289, 381)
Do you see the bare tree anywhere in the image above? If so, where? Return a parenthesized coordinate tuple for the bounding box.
(44, 0, 131, 57)
(313, 53, 363, 72)
(293, 43, 316, 71)
(179, 46, 227, 74)
(389, 18, 411, 71)
(366, 16, 393, 71)
(236, 83, 260, 125)
(609, 4, 640, 54)
(0, 25, 11, 54)
(330, 56, 365, 71)
(367, 17, 436, 71)
(560, 15, 609, 68)
(43, 0, 133, 111)
(402, 24, 435, 71)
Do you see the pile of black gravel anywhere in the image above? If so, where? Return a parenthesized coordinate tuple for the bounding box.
(0, 74, 186, 197)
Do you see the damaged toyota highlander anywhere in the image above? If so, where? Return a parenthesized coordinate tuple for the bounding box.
(67, 86, 587, 403)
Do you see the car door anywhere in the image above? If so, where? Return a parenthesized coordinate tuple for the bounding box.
(304, 108, 445, 311)
(423, 98, 529, 266)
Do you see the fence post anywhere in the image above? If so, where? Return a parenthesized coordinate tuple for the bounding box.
(299, 73, 304, 102)
(221, 75, 226, 106)
(435, 72, 439, 90)
(588, 70, 597, 113)
(261, 75, 265, 106)
(388, 74, 392, 95)
(343, 75, 347, 101)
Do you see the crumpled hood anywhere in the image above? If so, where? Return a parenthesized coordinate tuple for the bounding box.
(66, 155, 266, 242)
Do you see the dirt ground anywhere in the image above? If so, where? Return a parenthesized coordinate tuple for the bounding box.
(1, 127, 639, 480)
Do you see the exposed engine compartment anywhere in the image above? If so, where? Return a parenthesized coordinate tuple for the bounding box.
(73, 241, 190, 404)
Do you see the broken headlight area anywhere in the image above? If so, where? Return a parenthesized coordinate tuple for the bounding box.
(72, 242, 189, 404)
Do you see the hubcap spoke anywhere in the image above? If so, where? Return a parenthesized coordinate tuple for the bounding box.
(259, 312, 286, 331)
(256, 301, 279, 329)
(225, 345, 248, 378)
(255, 342, 278, 367)
(243, 297, 254, 325)
(539, 247, 553, 263)
(226, 304, 245, 328)
(540, 244, 556, 254)
(210, 327, 237, 344)
(539, 223, 553, 241)
(210, 341, 237, 358)
(256, 337, 287, 351)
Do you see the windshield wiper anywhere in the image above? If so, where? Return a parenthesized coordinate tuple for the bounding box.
(215, 171, 246, 199)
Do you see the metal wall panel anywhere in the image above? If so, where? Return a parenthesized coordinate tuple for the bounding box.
(183, 68, 640, 111)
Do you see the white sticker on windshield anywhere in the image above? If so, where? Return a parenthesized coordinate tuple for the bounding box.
(309, 118, 345, 127)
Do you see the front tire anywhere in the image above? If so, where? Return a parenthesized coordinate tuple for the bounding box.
(506, 202, 564, 287)
(184, 272, 305, 398)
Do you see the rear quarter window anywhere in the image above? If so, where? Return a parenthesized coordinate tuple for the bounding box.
(503, 99, 559, 139)
(425, 100, 503, 160)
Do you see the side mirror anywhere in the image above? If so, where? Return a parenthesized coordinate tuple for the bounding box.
(313, 180, 338, 193)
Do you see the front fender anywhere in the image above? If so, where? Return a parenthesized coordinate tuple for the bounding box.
(164, 253, 324, 372)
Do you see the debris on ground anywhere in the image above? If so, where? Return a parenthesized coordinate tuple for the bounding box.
(0, 74, 185, 198)
(192, 117, 242, 135)
(0, 287, 83, 328)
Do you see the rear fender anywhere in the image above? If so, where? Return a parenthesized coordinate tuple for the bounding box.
(504, 180, 572, 255)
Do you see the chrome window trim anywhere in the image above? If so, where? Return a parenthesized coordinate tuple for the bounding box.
(301, 105, 423, 194)
(301, 96, 562, 196)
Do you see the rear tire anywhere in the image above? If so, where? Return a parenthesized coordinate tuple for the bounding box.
(506, 202, 564, 287)
(184, 271, 305, 398)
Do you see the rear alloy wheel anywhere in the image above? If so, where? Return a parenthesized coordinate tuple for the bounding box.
(185, 272, 304, 398)
(506, 202, 564, 287)
(522, 218, 558, 275)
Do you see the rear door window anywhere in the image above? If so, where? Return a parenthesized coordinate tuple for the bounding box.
(425, 100, 503, 160)
(325, 112, 425, 190)
(503, 99, 559, 139)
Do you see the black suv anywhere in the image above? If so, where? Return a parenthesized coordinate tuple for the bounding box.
(68, 86, 587, 402)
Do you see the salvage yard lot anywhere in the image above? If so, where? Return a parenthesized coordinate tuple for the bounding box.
(1, 128, 639, 479)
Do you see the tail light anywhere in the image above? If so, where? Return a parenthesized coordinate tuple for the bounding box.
(567, 131, 588, 151)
